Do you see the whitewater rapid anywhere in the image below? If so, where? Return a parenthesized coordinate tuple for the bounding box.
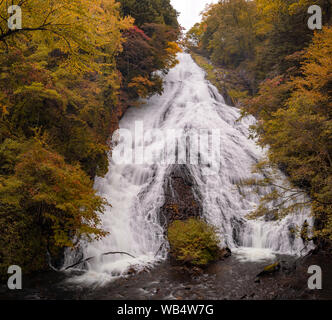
(65, 53, 312, 283)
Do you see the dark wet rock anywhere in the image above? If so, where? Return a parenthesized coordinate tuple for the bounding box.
(288, 224, 296, 245)
(159, 164, 202, 226)
(171, 265, 204, 277)
(279, 260, 296, 275)
(191, 267, 204, 277)
(231, 217, 245, 246)
(219, 247, 232, 259)
(264, 211, 278, 222)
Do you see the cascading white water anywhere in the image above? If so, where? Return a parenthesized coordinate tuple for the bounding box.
(65, 53, 312, 282)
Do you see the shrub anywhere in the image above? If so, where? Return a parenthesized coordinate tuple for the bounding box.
(168, 218, 221, 266)
(0, 141, 107, 278)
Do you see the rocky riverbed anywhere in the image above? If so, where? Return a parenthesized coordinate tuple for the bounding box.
(1, 248, 331, 300)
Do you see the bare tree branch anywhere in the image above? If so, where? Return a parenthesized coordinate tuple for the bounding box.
(64, 251, 136, 271)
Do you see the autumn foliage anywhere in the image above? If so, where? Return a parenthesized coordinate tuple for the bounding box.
(0, 0, 180, 276)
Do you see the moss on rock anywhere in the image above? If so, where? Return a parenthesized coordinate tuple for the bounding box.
(168, 218, 222, 266)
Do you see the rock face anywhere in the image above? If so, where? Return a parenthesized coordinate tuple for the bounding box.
(159, 164, 232, 270)
(159, 164, 202, 227)
(231, 217, 245, 246)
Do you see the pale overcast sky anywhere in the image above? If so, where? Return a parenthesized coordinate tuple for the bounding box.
(170, 0, 219, 31)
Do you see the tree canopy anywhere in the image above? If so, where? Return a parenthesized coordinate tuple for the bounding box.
(0, 0, 180, 277)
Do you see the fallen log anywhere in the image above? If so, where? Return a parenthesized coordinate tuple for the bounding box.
(64, 251, 136, 271)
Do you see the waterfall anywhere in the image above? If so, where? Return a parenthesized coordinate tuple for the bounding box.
(65, 53, 313, 282)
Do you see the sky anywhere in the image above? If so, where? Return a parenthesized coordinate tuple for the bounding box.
(170, 0, 219, 31)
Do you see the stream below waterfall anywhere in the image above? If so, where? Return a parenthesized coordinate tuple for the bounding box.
(1, 53, 319, 300)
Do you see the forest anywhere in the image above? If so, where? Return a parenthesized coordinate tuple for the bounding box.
(0, 0, 180, 277)
(186, 0, 332, 246)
